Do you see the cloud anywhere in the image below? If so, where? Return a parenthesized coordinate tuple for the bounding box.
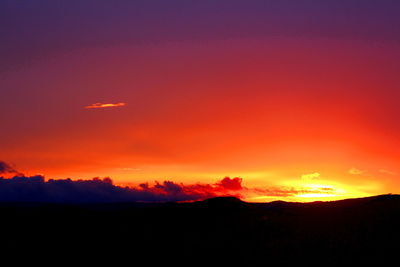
(379, 169, 396, 175)
(0, 161, 337, 202)
(84, 102, 126, 109)
(216, 177, 243, 190)
(117, 167, 142, 171)
(252, 186, 334, 197)
(0, 175, 337, 203)
(0, 175, 245, 203)
(0, 161, 16, 174)
(301, 172, 320, 181)
(0, 161, 23, 176)
(349, 167, 365, 175)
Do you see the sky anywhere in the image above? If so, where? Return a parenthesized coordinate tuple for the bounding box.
(1, 0, 400, 202)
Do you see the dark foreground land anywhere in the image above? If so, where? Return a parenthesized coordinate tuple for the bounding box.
(1, 195, 399, 265)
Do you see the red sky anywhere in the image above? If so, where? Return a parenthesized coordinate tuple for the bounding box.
(1, 1, 399, 201)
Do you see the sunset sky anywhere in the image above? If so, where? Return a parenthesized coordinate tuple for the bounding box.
(1, 1, 400, 202)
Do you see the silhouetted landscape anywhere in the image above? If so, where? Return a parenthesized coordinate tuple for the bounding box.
(1, 194, 399, 265)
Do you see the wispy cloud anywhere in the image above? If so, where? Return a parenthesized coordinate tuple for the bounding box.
(349, 167, 365, 175)
(0, 161, 23, 176)
(301, 172, 320, 181)
(379, 169, 396, 175)
(84, 102, 126, 109)
(117, 167, 142, 172)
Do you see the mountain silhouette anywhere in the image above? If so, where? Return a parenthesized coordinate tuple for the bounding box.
(1, 194, 399, 265)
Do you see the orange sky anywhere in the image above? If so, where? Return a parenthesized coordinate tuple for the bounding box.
(1, 2, 400, 202)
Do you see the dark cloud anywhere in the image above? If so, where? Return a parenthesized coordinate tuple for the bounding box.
(0, 161, 336, 203)
(0, 175, 245, 203)
(0, 161, 22, 176)
(0, 174, 336, 203)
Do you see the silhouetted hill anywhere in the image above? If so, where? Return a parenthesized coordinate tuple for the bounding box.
(1, 194, 399, 265)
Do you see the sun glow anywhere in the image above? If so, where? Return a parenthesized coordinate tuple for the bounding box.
(270, 177, 373, 202)
(292, 183, 344, 201)
(296, 193, 339, 198)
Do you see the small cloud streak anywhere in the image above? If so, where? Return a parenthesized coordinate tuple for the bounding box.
(117, 167, 142, 172)
(349, 167, 365, 175)
(301, 172, 320, 181)
(379, 169, 396, 175)
(84, 102, 126, 109)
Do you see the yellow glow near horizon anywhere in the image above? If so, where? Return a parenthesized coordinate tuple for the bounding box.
(296, 193, 341, 198)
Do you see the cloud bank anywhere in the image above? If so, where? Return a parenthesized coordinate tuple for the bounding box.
(0, 175, 335, 203)
(0, 161, 335, 203)
(0, 175, 244, 203)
